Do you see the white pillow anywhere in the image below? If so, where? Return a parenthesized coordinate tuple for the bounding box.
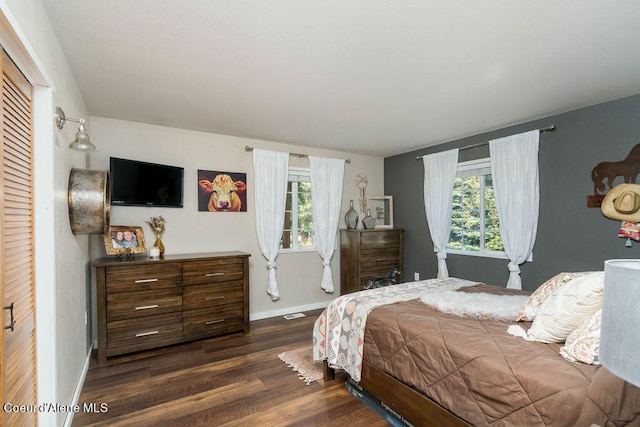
(516, 272, 593, 321)
(560, 309, 601, 364)
(526, 272, 604, 343)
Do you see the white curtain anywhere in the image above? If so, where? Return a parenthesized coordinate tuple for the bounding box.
(309, 156, 345, 293)
(253, 149, 289, 301)
(423, 149, 459, 278)
(490, 130, 540, 290)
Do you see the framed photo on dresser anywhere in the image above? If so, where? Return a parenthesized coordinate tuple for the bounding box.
(103, 225, 147, 256)
(368, 196, 393, 228)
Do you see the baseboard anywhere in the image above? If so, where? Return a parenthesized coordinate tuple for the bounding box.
(63, 344, 93, 427)
(250, 301, 330, 321)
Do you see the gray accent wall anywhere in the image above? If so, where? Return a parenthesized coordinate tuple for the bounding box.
(385, 94, 640, 291)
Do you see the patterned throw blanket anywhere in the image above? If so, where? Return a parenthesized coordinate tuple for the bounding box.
(312, 277, 478, 382)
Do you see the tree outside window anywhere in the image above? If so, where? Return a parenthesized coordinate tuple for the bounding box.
(447, 159, 506, 258)
(281, 168, 315, 251)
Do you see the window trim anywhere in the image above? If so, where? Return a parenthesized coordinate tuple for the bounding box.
(449, 158, 504, 258)
(447, 247, 511, 260)
(280, 167, 316, 253)
(448, 157, 533, 262)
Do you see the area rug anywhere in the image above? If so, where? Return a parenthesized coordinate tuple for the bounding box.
(278, 345, 324, 385)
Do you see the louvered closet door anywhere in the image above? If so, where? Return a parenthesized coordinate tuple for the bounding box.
(0, 49, 36, 427)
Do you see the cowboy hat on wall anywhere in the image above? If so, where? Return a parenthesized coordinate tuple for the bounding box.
(601, 183, 640, 223)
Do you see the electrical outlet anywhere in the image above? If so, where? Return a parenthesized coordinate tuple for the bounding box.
(414, 272, 420, 281)
(84, 311, 88, 326)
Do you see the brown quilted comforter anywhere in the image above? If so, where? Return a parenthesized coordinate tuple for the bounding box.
(362, 285, 640, 426)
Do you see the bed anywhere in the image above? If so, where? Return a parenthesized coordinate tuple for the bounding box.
(313, 277, 640, 426)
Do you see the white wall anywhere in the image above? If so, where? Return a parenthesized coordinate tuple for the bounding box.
(2, 0, 93, 426)
(89, 117, 384, 321)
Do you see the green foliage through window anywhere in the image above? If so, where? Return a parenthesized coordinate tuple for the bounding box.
(281, 169, 315, 251)
(448, 169, 504, 254)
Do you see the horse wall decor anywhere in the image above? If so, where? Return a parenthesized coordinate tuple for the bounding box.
(588, 143, 640, 208)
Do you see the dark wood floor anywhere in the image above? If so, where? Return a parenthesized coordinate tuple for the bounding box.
(72, 309, 389, 426)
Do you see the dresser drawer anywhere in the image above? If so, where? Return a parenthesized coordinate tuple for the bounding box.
(106, 312, 183, 355)
(360, 230, 402, 247)
(340, 229, 403, 295)
(360, 249, 400, 266)
(361, 236, 401, 268)
(360, 246, 401, 287)
(182, 258, 244, 285)
(94, 251, 250, 365)
(106, 263, 182, 293)
(183, 281, 244, 311)
(107, 288, 183, 321)
(359, 266, 399, 289)
(183, 304, 244, 336)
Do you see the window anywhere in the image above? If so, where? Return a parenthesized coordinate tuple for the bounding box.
(281, 167, 315, 252)
(447, 158, 507, 259)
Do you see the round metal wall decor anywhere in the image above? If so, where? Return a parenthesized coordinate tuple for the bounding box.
(68, 168, 110, 235)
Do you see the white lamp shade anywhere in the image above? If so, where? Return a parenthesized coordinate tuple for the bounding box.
(600, 259, 640, 388)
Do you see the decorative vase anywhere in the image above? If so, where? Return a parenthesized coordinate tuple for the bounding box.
(363, 209, 376, 229)
(345, 200, 358, 229)
(154, 234, 165, 255)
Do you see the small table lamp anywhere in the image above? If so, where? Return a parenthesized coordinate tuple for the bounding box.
(600, 259, 640, 388)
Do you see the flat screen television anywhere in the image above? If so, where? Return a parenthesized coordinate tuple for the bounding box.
(110, 157, 184, 207)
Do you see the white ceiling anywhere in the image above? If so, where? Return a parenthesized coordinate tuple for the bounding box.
(41, 0, 640, 157)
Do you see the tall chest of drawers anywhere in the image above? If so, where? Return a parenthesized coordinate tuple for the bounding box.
(94, 251, 250, 365)
(340, 229, 403, 295)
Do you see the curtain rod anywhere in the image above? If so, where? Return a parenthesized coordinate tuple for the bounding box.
(415, 125, 556, 161)
(245, 146, 351, 163)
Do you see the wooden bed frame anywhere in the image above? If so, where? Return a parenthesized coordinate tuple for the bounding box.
(324, 361, 471, 427)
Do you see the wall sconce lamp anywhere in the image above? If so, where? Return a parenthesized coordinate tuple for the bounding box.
(55, 106, 97, 152)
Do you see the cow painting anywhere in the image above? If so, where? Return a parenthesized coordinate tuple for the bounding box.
(198, 170, 247, 212)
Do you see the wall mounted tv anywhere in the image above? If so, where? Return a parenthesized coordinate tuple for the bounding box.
(110, 157, 184, 207)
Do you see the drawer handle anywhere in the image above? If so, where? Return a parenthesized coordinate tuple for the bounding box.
(205, 319, 225, 325)
(3, 302, 15, 332)
(206, 296, 225, 301)
(134, 304, 159, 310)
(134, 278, 159, 284)
(205, 272, 225, 277)
(135, 330, 159, 337)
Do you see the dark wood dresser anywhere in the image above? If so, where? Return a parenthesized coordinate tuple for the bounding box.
(94, 251, 250, 365)
(339, 229, 403, 295)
